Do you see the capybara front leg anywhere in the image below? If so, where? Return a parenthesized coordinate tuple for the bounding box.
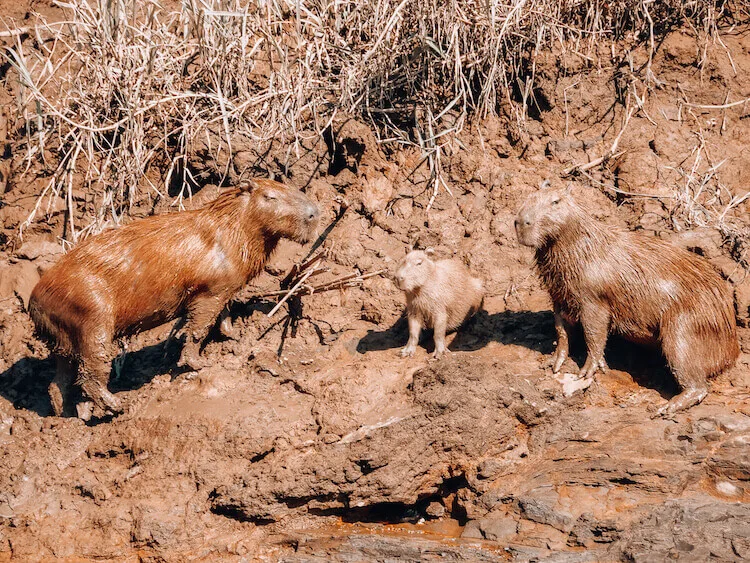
(77, 356, 122, 415)
(178, 293, 229, 370)
(552, 305, 570, 373)
(49, 356, 75, 417)
(578, 303, 610, 379)
(401, 314, 422, 358)
(432, 311, 449, 359)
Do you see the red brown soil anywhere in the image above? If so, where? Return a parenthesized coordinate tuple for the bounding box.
(2, 3, 750, 562)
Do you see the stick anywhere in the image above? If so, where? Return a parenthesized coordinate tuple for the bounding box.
(563, 151, 624, 175)
(250, 269, 386, 300)
(266, 258, 322, 318)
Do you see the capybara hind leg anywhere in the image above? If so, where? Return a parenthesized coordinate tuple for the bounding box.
(49, 356, 75, 417)
(432, 311, 448, 359)
(578, 303, 610, 379)
(656, 382, 708, 417)
(178, 293, 230, 370)
(659, 318, 710, 416)
(552, 306, 570, 373)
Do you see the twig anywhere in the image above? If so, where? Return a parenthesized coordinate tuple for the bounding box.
(252, 269, 386, 300)
(266, 258, 322, 318)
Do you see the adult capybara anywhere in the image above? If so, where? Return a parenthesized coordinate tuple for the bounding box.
(29, 178, 319, 418)
(395, 249, 484, 358)
(515, 184, 739, 415)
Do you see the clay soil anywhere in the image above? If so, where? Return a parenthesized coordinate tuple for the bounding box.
(2, 3, 750, 562)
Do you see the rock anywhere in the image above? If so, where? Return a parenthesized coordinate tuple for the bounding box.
(706, 431, 750, 481)
(568, 513, 621, 547)
(735, 278, 750, 327)
(15, 240, 63, 261)
(211, 356, 558, 522)
(361, 174, 393, 214)
(425, 501, 445, 518)
(479, 515, 518, 542)
(391, 198, 413, 220)
(616, 497, 750, 562)
(518, 490, 574, 533)
(614, 149, 661, 196)
(0, 261, 40, 309)
(461, 519, 483, 539)
(555, 372, 593, 397)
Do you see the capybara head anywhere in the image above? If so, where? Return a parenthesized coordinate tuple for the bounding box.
(395, 249, 437, 292)
(515, 183, 578, 248)
(241, 178, 320, 244)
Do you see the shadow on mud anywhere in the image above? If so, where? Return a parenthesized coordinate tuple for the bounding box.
(0, 299, 276, 418)
(356, 309, 557, 356)
(357, 308, 679, 400)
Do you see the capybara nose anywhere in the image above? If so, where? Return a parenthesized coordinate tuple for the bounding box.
(306, 204, 319, 222)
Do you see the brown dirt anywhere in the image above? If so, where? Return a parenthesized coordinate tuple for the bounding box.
(2, 3, 750, 562)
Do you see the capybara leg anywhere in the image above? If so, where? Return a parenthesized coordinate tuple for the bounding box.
(401, 315, 422, 358)
(77, 361, 122, 415)
(432, 312, 448, 359)
(77, 336, 122, 415)
(659, 329, 709, 416)
(49, 356, 75, 417)
(552, 307, 570, 373)
(656, 381, 708, 417)
(578, 303, 610, 379)
(178, 293, 229, 370)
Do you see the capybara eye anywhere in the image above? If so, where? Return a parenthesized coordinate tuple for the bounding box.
(264, 192, 278, 201)
(416, 260, 423, 266)
(552, 199, 560, 205)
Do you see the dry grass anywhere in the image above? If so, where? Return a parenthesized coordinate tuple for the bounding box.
(2, 0, 744, 238)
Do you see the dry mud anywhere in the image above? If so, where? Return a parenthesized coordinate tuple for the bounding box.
(2, 4, 750, 562)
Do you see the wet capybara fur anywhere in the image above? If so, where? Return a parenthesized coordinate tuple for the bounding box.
(515, 184, 739, 415)
(395, 249, 484, 358)
(29, 178, 319, 418)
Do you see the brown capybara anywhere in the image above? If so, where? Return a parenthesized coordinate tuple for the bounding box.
(515, 184, 739, 416)
(29, 178, 319, 418)
(395, 249, 484, 358)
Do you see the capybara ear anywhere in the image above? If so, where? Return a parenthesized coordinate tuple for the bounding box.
(539, 179, 551, 190)
(425, 247, 435, 257)
(239, 179, 259, 192)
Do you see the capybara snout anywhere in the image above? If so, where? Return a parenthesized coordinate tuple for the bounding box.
(30, 178, 319, 419)
(250, 180, 320, 243)
(515, 188, 573, 248)
(395, 250, 434, 292)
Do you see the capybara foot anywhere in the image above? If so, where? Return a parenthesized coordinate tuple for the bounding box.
(80, 380, 123, 415)
(401, 345, 416, 358)
(48, 383, 65, 417)
(76, 401, 93, 421)
(432, 346, 449, 359)
(551, 348, 568, 374)
(655, 387, 708, 418)
(578, 356, 607, 379)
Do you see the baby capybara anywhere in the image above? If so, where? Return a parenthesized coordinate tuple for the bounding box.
(29, 178, 319, 418)
(395, 249, 484, 358)
(515, 184, 739, 415)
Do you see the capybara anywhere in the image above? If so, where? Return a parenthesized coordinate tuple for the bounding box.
(515, 184, 739, 415)
(29, 178, 319, 418)
(395, 249, 484, 358)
